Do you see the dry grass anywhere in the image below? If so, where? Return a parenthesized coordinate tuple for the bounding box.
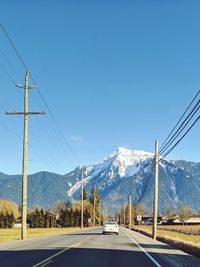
(0, 227, 81, 244)
(158, 225, 200, 236)
(131, 225, 200, 258)
(131, 225, 200, 246)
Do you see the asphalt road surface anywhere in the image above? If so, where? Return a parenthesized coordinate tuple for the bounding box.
(0, 227, 199, 267)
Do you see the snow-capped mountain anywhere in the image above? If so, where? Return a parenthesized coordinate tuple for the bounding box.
(67, 147, 200, 214)
(67, 147, 153, 198)
(0, 147, 199, 214)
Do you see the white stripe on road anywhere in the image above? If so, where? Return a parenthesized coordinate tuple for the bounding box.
(121, 227, 162, 267)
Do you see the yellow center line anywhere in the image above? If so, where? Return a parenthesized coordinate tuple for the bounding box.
(33, 236, 88, 267)
(70, 242, 81, 248)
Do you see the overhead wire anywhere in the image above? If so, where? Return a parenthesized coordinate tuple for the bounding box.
(0, 63, 73, 168)
(0, 62, 16, 84)
(159, 90, 199, 151)
(158, 99, 199, 156)
(158, 115, 200, 163)
(0, 22, 81, 168)
(136, 90, 200, 204)
(0, 47, 24, 83)
(0, 57, 72, 173)
(136, 163, 155, 204)
(0, 118, 66, 173)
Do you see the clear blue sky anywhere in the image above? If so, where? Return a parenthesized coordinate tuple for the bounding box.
(0, 0, 199, 174)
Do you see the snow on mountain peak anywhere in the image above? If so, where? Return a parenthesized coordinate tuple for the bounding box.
(67, 147, 154, 198)
(103, 147, 153, 178)
(105, 147, 153, 161)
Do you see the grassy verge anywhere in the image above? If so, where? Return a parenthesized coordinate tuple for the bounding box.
(130, 226, 200, 258)
(0, 227, 81, 243)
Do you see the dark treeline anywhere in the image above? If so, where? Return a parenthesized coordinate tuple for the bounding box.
(0, 211, 15, 228)
(0, 186, 102, 228)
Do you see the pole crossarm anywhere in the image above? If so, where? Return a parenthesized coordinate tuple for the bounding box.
(16, 83, 37, 89)
(6, 112, 46, 115)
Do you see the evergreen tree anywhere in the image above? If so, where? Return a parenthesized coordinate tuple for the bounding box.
(73, 209, 80, 227)
(89, 186, 101, 225)
(65, 201, 72, 209)
(8, 212, 14, 228)
(83, 189, 88, 200)
(0, 211, 4, 228)
(3, 212, 9, 228)
(83, 208, 91, 227)
(44, 212, 50, 228)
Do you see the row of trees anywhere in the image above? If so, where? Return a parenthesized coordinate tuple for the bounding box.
(0, 211, 15, 228)
(0, 199, 20, 228)
(116, 203, 196, 225)
(0, 186, 102, 228)
(50, 186, 102, 227)
(0, 195, 198, 228)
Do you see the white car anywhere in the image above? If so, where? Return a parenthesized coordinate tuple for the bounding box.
(102, 221, 119, 235)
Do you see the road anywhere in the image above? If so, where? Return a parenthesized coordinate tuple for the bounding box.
(0, 227, 199, 267)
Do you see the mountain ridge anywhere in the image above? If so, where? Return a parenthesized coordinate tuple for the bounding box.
(0, 147, 199, 214)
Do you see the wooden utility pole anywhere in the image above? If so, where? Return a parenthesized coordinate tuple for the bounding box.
(105, 205, 108, 221)
(153, 140, 159, 240)
(81, 168, 84, 230)
(99, 199, 101, 226)
(93, 187, 96, 227)
(129, 195, 132, 229)
(6, 70, 45, 240)
(123, 204, 126, 227)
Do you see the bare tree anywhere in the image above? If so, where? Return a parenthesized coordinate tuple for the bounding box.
(48, 201, 68, 216)
(163, 208, 174, 219)
(178, 205, 192, 225)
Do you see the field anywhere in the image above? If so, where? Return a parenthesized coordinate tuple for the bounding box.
(131, 225, 200, 258)
(158, 225, 200, 236)
(0, 227, 81, 244)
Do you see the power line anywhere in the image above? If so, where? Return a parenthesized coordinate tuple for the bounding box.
(0, 22, 81, 166)
(0, 47, 23, 82)
(159, 115, 200, 163)
(136, 91, 199, 205)
(159, 90, 199, 151)
(0, 23, 29, 71)
(136, 161, 155, 204)
(36, 89, 81, 164)
(137, 114, 199, 204)
(158, 100, 199, 156)
(0, 62, 16, 84)
(137, 113, 199, 204)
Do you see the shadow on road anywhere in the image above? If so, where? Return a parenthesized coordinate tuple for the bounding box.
(0, 246, 200, 267)
(66, 232, 103, 236)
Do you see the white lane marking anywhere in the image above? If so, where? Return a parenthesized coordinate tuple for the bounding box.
(121, 227, 162, 267)
(38, 260, 53, 267)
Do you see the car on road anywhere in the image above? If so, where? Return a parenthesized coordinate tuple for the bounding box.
(102, 221, 119, 235)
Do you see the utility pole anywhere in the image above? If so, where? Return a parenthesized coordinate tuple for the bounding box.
(105, 205, 108, 221)
(153, 140, 159, 240)
(99, 199, 101, 226)
(129, 194, 132, 229)
(123, 204, 126, 227)
(6, 70, 45, 240)
(81, 168, 84, 230)
(93, 187, 96, 227)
